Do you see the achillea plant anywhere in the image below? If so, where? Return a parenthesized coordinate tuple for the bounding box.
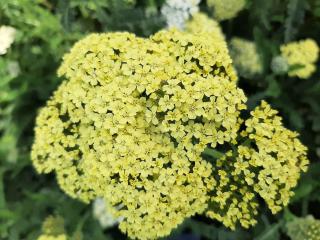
(280, 39, 319, 79)
(286, 215, 320, 240)
(32, 29, 308, 240)
(207, 0, 247, 21)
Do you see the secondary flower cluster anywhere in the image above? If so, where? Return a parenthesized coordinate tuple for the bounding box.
(206, 101, 308, 229)
(186, 13, 226, 43)
(286, 215, 320, 240)
(32, 29, 308, 240)
(207, 0, 247, 21)
(37, 216, 67, 240)
(280, 39, 319, 79)
(229, 37, 263, 78)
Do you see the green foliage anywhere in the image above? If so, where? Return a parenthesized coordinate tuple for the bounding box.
(284, 0, 308, 42)
(0, 0, 320, 239)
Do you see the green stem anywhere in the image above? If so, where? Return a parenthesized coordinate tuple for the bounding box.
(301, 199, 308, 217)
(0, 169, 6, 209)
(256, 220, 283, 240)
(202, 148, 225, 159)
(283, 207, 297, 222)
(75, 210, 90, 232)
(242, 138, 252, 147)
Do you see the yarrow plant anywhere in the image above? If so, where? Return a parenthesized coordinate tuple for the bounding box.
(280, 39, 319, 79)
(32, 28, 308, 239)
(207, 0, 247, 21)
(161, 0, 200, 30)
(229, 37, 263, 78)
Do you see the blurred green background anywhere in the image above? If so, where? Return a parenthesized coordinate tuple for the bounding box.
(0, 0, 319, 239)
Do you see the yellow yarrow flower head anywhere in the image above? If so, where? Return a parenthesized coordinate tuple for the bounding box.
(31, 29, 245, 240)
(206, 101, 308, 229)
(229, 37, 263, 78)
(286, 215, 320, 240)
(41, 215, 65, 236)
(242, 101, 308, 212)
(207, 0, 247, 21)
(280, 39, 319, 79)
(37, 216, 67, 240)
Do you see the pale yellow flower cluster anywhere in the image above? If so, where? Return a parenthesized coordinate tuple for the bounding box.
(280, 39, 319, 79)
(37, 216, 67, 240)
(229, 37, 263, 78)
(32, 29, 308, 239)
(287, 215, 320, 240)
(243, 101, 308, 212)
(186, 13, 225, 42)
(207, 0, 247, 21)
(207, 101, 308, 229)
(32, 29, 243, 239)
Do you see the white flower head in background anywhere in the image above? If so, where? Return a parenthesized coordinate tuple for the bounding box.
(161, 0, 201, 30)
(7, 61, 21, 78)
(271, 56, 289, 75)
(0, 26, 16, 55)
(93, 198, 123, 229)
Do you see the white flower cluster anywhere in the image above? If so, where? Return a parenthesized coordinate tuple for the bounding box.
(93, 198, 123, 229)
(161, 0, 201, 30)
(0, 26, 16, 55)
(271, 56, 289, 75)
(7, 61, 20, 78)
